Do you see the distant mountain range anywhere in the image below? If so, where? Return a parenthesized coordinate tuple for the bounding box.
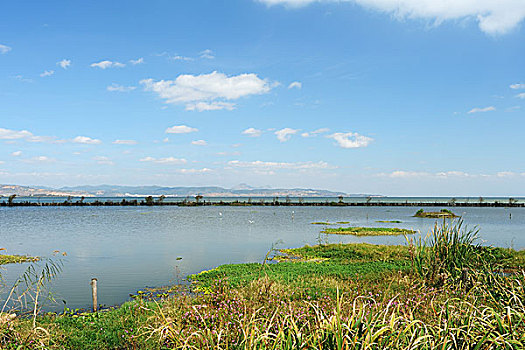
(0, 184, 373, 198)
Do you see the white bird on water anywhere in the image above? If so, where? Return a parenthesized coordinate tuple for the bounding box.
(219, 212, 222, 217)
(248, 220, 255, 224)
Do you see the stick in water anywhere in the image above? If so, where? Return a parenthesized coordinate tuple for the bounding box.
(90, 278, 98, 312)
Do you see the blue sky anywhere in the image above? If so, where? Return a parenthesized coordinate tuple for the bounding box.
(1, 0, 524, 196)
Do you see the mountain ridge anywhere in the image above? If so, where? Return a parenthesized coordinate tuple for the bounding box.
(1, 184, 373, 198)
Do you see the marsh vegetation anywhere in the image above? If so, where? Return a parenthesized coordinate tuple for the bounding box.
(414, 208, 458, 218)
(321, 227, 416, 236)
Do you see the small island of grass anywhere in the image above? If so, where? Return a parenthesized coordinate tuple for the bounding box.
(321, 226, 416, 236)
(414, 208, 458, 218)
(311, 221, 334, 225)
(0, 254, 38, 265)
(376, 220, 402, 223)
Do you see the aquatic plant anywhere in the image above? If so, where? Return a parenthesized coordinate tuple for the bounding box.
(321, 227, 416, 236)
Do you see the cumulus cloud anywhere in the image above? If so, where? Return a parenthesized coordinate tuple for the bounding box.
(0, 128, 61, 143)
(516, 93, 525, 99)
(140, 71, 273, 111)
(165, 125, 198, 134)
(139, 156, 187, 164)
(228, 160, 333, 170)
(327, 132, 373, 148)
(90, 60, 126, 69)
(11, 151, 22, 156)
(113, 139, 137, 145)
(200, 49, 215, 59)
(288, 81, 302, 89)
(191, 140, 207, 146)
(257, 0, 525, 35)
(242, 128, 263, 137)
(467, 106, 496, 114)
(72, 136, 102, 145)
(0, 44, 11, 54)
(57, 59, 71, 69)
(275, 128, 298, 142)
(40, 70, 55, 77)
(107, 83, 136, 92)
(130, 58, 144, 65)
(510, 83, 525, 89)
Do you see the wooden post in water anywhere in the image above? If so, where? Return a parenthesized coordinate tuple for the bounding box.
(90, 278, 98, 312)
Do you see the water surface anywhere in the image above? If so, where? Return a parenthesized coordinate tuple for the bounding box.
(1, 205, 523, 311)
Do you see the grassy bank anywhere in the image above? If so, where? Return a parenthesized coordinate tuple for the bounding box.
(2, 221, 525, 349)
(321, 227, 416, 236)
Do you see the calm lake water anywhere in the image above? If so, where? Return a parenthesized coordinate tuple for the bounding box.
(1, 205, 524, 312)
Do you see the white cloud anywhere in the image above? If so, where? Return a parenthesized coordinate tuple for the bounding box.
(258, 0, 525, 35)
(191, 140, 208, 146)
(510, 83, 525, 89)
(0, 128, 61, 143)
(107, 83, 136, 92)
(130, 58, 144, 65)
(170, 55, 193, 61)
(378, 170, 508, 179)
(228, 160, 333, 170)
(288, 81, 302, 89)
(0, 44, 11, 54)
(93, 156, 114, 165)
(113, 139, 137, 145)
(467, 106, 496, 114)
(327, 132, 373, 148)
(72, 136, 102, 145)
(140, 71, 273, 111)
(275, 128, 298, 142)
(40, 70, 55, 77)
(516, 93, 525, 99)
(139, 156, 187, 164)
(302, 127, 330, 137)
(29, 156, 54, 163)
(90, 60, 126, 69)
(13, 75, 33, 83)
(177, 168, 212, 174)
(185, 101, 235, 111)
(200, 49, 215, 59)
(242, 128, 263, 137)
(165, 125, 198, 134)
(57, 59, 71, 69)
(11, 151, 22, 156)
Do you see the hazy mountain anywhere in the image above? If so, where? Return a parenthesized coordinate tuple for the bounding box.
(1, 184, 375, 198)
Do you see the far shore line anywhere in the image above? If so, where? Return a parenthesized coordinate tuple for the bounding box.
(1, 199, 524, 208)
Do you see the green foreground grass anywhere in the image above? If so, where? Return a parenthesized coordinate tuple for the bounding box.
(321, 226, 416, 236)
(2, 222, 525, 349)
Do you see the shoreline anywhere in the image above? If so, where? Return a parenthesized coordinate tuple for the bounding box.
(2, 200, 524, 208)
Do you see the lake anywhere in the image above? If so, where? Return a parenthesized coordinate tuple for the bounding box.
(1, 205, 523, 312)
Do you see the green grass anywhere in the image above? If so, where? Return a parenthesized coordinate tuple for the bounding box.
(321, 226, 416, 236)
(376, 220, 402, 223)
(190, 243, 412, 295)
(310, 221, 334, 225)
(0, 254, 38, 265)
